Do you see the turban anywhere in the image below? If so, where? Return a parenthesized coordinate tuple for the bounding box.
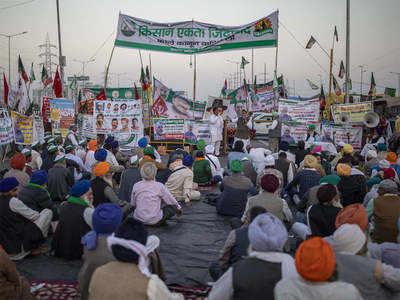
(54, 132, 62, 137)
(94, 162, 110, 177)
(248, 213, 288, 252)
(92, 203, 123, 234)
(48, 145, 58, 153)
(279, 141, 289, 152)
(343, 144, 354, 154)
(30, 170, 48, 186)
(377, 143, 387, 151)
(104, 136, 114, 145)
(88, 140, 98, 151)
(367, 150, 378, 159)
(304, 155, 318, 168)
(383, 167, 396, 179)
(335, 204, 368, 231)
(311, 145, 322, 155)
(381, 243, 400, 268)
(309, 124, 316, 130)
(295, 237, 335, 282)
(47, 137, 55, 145)
(64, 145, 74, 152)
(0, 177, 19, 193)
(317, 183, 337, 204)
(366, 177, 381, 188)
(319, 174, 340, 185)
(44, 131, 52, 137)
(261, 174, 279, 193)
(378, 179, 398, 194)
(44, 135, 52, 142)
(230, 159, 243, 173)
(143, 146, 154, 156)
(140, 162, 157, 180)
(130, 155, 139, 166)
(324, 224, 366, 255)
(265, 155, 275, 167)
(31, 141, 40, 149)
(94, 149, 107, 162)
(197, 139, 206, 150)
(22, 148, 32, 158)
(69, 124, 77, 129)
(386, 152, 397, 165)
(54, 154, 65, 163)
(78, 139, 87, 146)
(337, 163, 351, 176)
(111, 141, 119, 149)
(10, 153, 26, 170)
(182, 155, 194, 167)
(379, 160, 391, 170)
(337, 141, 345, 147)
(138, 137, 148, 148)
(205, 145, 214, 154)
(70, 180, 91, 197)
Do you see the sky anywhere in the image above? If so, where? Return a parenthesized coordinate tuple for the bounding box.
(0, 0, 399, 100)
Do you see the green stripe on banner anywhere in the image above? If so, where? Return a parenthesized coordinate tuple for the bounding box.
(115, 39, 277, 54)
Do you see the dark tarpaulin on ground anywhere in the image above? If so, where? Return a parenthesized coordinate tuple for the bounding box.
(16, 198, 232, 287)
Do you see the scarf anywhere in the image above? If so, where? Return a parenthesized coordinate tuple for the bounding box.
(194, 157, 205, 162)
(67, 196, 89, 207)
(107, 234, 160, 277)
(28, 182, 50, 197)
(81, 232, 110, 250)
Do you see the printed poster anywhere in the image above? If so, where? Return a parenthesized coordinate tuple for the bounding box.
(49, 98, 75, 137)
(281, 122, 321, 143)
(321, 124, 363, 150)
(0, 110, 14, 146)
(185, 120, 211, 145)
(152, 78, 206, 119)
(11, 111, 34, 145)
(81, 114, 96, 139)
(115, 11, 278, 54)
(331, 102, 373, 124)
(34, 114, 45, 143)
(153, 118, 185, 140)
(278, 99, 320, 123)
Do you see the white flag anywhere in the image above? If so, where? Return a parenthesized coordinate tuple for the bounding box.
(16, 74, 29, 113)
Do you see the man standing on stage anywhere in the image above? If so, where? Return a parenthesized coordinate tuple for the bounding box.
(209, 107, 224, 156)
(267, 113, 282, 153)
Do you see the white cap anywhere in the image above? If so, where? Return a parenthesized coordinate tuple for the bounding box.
(265, 155, 275, 166)
(205, 145, 215, 154)
(54, 153, 65, 163)
(337, 141, 346, 147)
(130, 155, 138, 165)
(367, 150, 378, 158)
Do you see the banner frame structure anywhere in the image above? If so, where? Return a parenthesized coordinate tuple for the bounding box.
(114, 11, 278, 55)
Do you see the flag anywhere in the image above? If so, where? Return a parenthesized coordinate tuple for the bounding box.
(52, 67, 63, 98)
(338, 60, 345, 79)
(95, 88, 106, 100)
(140, 67, 147, 90)
(134, 83, 139, 100)
(221, 79, 227, 96)
(385, 87, 396, 97)
(254, 76, 257, 94)
(240, 56, 249, 69)
(348, 78, 352, 90)
(3, 73, 8, 105)
(145, 66, 151, 89)
(41, 65, 52, 87)
(29, 62, 36, 83)
(320, 85, 326, 110)
(16, 74, 29, 112)
(334, 26, 338, 42)
(69, 76, 77, 91)
(368, 72, 376, 97)
(273, 72, 279, 92)
(333, 76, 342, 96)
(306, 36, 316, 49)
(18, 55, 29, 84)
(306, 79, 319, 90)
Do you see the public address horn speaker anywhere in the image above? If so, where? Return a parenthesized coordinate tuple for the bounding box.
(363, 112, 380, 128)
(339, 112, 350, 124)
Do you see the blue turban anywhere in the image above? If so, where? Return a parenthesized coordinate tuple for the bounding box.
(279, 141, 289, 152)
(0, 177, 19, 193)
(93, 203, 122, 234)
(94, 149, 107, 162)
(248, 213, 288, 252)
(138, 137, 148, 148)
(70, 180, 91, 197)
(182, 155, 194, 167)
(30, 170, 48, 186)
(104, 136, 114, 145)
(111, 141, 119, 149)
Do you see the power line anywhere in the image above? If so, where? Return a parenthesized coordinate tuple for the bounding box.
(88, 31, 115, 61)
(0, 0, 34, 10)
(351, 47, 400, 72)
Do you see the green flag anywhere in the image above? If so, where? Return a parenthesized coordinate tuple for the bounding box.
(69, 76, 77, 91)
(240, 56, 249, 69)
(29, 62, 35, 83)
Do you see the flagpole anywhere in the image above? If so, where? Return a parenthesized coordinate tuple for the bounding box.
(104, 45, 115, 90)
(273, 10, 279, 110)
(251, 49, 254, 85)
(193, 54, 197, 119)
(345, 0, 350, 103)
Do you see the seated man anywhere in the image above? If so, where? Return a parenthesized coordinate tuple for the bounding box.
(0, 177, 52, 260)
(166, 157, 200, 205)
(4, 153, 30, 188)
(47, 153, 75, 203)
(209, 206, 267, 280)
(205, 145, 224, 180)
(118, 156, 142, 203)
(193, 151, 213, 187)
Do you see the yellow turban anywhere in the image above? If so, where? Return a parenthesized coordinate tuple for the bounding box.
(342, 144, 354, 154)
(304, 155, 318, 168)
(337, 163, 352, 176)
(94, 162, 110, 177)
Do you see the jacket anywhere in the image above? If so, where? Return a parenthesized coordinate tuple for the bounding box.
(235, 116, 251, 139)
(118, 167, 142, 203)
(193, 159, 212, 184)
(337, 175, 367, 207)
(47, 163, 75, 201)
(373, 194, 400, 243)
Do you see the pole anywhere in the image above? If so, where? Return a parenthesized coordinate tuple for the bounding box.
(345, 0, 350, 103)
(8, 36, 10, 82)
(264, 62, 266, 84)
(193, 54, 196, 118)
(56, 0, 64, 83)
(273, 10, 279, 109)
(104, 45, 116, 90)
(82, 62, 85, 89)
(329, 49, 333, 96)
(236, 63, 239, 88)
(251, 49, 254, 85)
(359, 65, 364, 96)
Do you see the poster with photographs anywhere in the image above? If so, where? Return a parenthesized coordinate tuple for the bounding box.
(281, 121, 320, 143)
(321, 124, 363, 150)
(184, 120, 212, 145)
(81, 114, 97, 139)
(94, 99, 143, 148)
(153, 118, 185, 140)
(0, 110, 14, 146)
(49, 98, 75, 137)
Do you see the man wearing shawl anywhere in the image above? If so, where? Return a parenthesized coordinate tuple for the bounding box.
(4, 153, 30, 188)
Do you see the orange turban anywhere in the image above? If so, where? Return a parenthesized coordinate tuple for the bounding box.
(10, 153, 26, 170)
(94, 162, 110, 177)
(295, 237, 336, 282)
(88, 140, 98, 151)
(386, 152, 397, 165)
(337, 163, 351, 176)
(335, 203, 368, 231)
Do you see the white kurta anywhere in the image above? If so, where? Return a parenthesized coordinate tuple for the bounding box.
(209, 114, 224, 142)
(249, 148, 272, 173)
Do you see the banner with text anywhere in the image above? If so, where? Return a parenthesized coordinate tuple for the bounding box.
(152, 78, 206, 119)
(49, 98, 75, 137)
(278, 98, 320, 123)
(331, 102, 373, 124)
(34, 114, 45, 143)
(11, 111, 33, 145)
(115, 11, 278, 54)
(281, 121, 321, 143)
(153, 118, 185, 140)
(0, 111, 14, 146)
(321, 124, 363, 150)
(184, 120, 212, 145)
(81, 114, 97, 139)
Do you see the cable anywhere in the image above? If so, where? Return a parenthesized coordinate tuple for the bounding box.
(0, 0, 34, 10)
(88, 31, 115, 61)
(279, 21, 328, 74)
(350, 47, 400, 72)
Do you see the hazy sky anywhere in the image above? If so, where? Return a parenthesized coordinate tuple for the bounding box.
(0, 0, 399, 100)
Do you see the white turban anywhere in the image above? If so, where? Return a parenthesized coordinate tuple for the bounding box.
(140, 162, 157, 180)
(379, 160, 390, 169)
(367, 150, 377, 159)
(265, 155, 275, 167)
(205, 145, 214, 154)
(324, 224, 366, 254)
(248, 213, 288, 252)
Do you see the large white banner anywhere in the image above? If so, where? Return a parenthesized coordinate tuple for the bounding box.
(321, 124, 363, 150)
(115, 11, 278, 54)
(0, 110, 14, 146)
(278, 99, 320, 123)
